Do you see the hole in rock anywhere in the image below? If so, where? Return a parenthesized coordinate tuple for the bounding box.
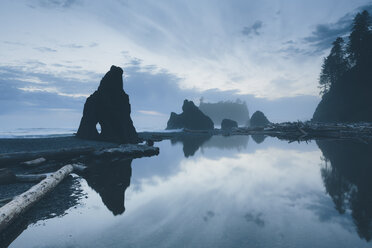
(96, 123, 102, 134)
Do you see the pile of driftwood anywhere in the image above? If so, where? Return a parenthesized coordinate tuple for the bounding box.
(139, 122, 372, 144)
(233, 122, 372, 143)
(0, 143, 159, 235)
(0, 163, 86, 232)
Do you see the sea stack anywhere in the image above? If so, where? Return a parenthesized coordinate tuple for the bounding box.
(221, 119, 238, 130)
(166, 99, 214, 130)
(250, 111, 270, 127)
(77, 65, 139, 143)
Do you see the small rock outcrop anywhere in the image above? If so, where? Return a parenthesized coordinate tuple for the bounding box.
(221, 119, 238, 130)
(77, 65, 139, 143)
(250, 111, 270, 127)
(166, 100, 214, 130)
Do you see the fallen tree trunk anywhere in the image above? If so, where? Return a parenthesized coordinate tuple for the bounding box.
(0, 164, 75, 232)
(21, 157, 46, 166)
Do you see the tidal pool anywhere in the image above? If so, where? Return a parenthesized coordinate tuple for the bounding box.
(8, 135, 372, 248)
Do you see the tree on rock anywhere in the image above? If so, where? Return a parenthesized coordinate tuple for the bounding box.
(313, 10, 372, 122)
(347, 10, 372, 66)
(319, 37, 348, 96)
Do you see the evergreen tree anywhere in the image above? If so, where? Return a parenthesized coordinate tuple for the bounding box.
(319, 37, 348, 95)
(347, 10, 372, 66)
(319, 57, 331, 95)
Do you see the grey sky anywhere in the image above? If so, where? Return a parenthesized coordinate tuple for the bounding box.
(0, 0, 371, 130)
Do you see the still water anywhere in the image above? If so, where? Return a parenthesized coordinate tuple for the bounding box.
(9, 135, 372, 248)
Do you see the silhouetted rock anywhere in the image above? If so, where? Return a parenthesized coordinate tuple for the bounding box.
(313, 10, 372, 123)
(77, 66, 139, 143)
(166, 99, 214, 130)
(313, 66, 372, 122)
(221, 119, 238, 130)
(250, 111, 270, 127)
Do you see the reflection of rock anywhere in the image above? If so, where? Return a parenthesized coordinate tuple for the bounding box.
(317, 140, 372, 241)
(84, 159, 132, 215)
(221, 119, 238, 130)
(171, 134, 211, 157)
(250, 111, 270, 127)
(77, 65, 139, 144)
(251, 134, 266, 144)
(202, 135, 249, 151)
(172, 135, 250, 157)
(166, 100, 214, 130)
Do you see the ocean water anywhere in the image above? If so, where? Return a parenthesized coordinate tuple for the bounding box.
(5, 135, 372, 248)
(0, 127, 181, 139)
(0, 128, 77, 139)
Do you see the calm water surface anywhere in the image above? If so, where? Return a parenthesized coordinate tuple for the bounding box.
(9, 135, 372, 248)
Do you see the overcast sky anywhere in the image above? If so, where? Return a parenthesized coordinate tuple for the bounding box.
(1, 0, 371, 131)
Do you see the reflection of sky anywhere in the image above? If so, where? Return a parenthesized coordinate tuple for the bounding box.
(10, 137, 370, 248)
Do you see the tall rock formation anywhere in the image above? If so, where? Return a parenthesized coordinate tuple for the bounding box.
(77, 65, 139, 143)
(166, 99, 214, 130)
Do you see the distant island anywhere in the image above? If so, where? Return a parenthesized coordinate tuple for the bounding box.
(199, 98, 250, 126)
(313, 10, 372, 122)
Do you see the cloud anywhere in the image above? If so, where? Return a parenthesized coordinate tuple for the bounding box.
(304, 4, 372, 53)
(0, 59, 320, 131)
(18, 86, 89, 98)
(137, 110, 167, 116)
(61, 43, 84, 49)
(35, 0, 80, 8)
(89, 42, 98, 47)
(34, 47, 57, 53)
(304, 23, 350, 53)
(242, 21, 263, 36)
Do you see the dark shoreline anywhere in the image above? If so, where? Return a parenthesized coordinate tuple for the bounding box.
(1, 122, 372, 157)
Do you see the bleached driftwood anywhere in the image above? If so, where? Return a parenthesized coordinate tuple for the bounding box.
(21, 157, 46, 166)
(0, 164, 75, 232)
(94, 144, 159, 158)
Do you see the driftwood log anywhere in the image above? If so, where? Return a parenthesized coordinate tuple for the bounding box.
(0, 164, 85, 232)
(21, 157, 46, 166)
